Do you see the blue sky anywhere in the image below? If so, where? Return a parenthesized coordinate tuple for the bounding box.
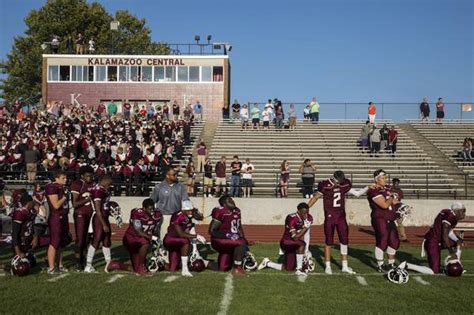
(0, 0, 473, 119)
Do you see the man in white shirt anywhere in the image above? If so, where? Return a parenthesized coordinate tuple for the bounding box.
(241, 158, 255, 198)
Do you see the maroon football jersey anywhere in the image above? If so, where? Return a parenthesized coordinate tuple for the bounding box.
(282, 212, 314, 241)
(424, 209, 458, 242)
(45, 182, 69, 215)
(11, 206, 35, 246)
(167, 211, 194, 237)
(211, 206, 242, 235)
(367, 185, 396, 220)
(91, 184, 111, 217)
(125, 208, 162, 241)
(317, 178, 352, 213)
(70, 179, 93, 215)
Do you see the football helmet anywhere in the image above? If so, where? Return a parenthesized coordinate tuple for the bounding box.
(11, 255, 30, 277)
(147, 248, 166, 273)
(108, 201, 123, 228)
(242, 252, 258, 271)
(445, 259, 463, 277)
(387, 266, 409, 284)
(189, 258, 206, 272)
(396, 203, 412, 219)
(302, 252, 315, 273)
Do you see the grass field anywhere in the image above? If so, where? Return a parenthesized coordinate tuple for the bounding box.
(1, 243, 473, 314)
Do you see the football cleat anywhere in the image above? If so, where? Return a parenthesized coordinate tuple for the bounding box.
(84, 266, 98, 274)
(377, 264, 388, 273)
(325, 266, 333, 275)
(258, 257, 270, 270)
(341, 266, 356, 274)
(47, 268, 60, 275)
(59, 266, 69, 273)
(295, 269, 308, 277)
(75, 263, 84, 272)
(181, 270, 193, 277)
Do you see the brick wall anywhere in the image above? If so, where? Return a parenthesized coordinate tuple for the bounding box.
(46, 82, 225, 121)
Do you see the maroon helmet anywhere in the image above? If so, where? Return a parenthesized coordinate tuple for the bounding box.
(445, 259, 463, 277)
(11, 256, 30, 277)
(189, 258, 206, 272)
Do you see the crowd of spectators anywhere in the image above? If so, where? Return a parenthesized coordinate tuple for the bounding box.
(358, 121, 398, 157)
(0, 100, 198, 196)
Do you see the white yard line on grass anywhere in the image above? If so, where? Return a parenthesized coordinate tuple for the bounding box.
(47, 273, 70, 282)
(356, 276, 368, 286)
(0, 273, 5, 276)
(414, 276, 430, 285)
(250, 272, 474, 277)
(107, 274, 125, 283)
(163, 275, 179, 283)
(217, 273, 234, 315)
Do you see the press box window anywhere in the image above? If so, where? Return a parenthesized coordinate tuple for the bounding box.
(154, 66, 165, 81)
(59, 66, 70, 81)
(108, 66, 117, 81)
(141, 66, 152, 82)
(96, 66, 107, 81)
(119, 66, 129, 81)
(201, 66, 212, 82)
(48, 65, 59, 81)
(130, 66, 141, 82)
(189, 66, 199, 82)
(165, 67, 176, 81)
(213, 66, 223, 82)
(178, 66, 188, 82)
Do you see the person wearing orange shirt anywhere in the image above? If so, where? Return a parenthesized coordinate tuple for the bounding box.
(368, 102, 376, 124)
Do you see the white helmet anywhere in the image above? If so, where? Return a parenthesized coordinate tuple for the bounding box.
(243, 252, 258, 271)
(396, 203, 412, 219)
(387, 266, 409, 284)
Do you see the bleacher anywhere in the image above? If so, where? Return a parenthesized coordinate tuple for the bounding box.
(207, 120, 463, 198)
(409, 121, 474, 175)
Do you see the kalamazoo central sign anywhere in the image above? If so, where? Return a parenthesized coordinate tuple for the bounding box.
(88, 57, 185, 66)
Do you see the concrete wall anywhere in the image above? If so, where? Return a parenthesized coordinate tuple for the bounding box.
(74, 197, 474, 226)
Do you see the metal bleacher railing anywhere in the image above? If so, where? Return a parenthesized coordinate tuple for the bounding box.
(243, 102, 473, 122)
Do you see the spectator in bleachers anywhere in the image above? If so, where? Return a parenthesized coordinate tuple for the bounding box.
(461, 137, 472, 165)
(222, 103, 230, 120)
(186, 159, 196, 195)
(299, 159, 315, 198)
(241, 158, 255, 198)
(359, 121, 371, 151)
(215, 156, 227, 197)
(251, 103, 260, 129)
(231, 100, 241, 121)
(279, 160, 290, 198)
(380, 124, 389, 152)
(435, 97, 445, 123)
(203, 158, 213, 197)
(196, 140, 207, 173)
(310, 97, 320, 124)
(240, 104, 249, 130)
(368, 102, 376, 124)
(183, 104, 193, 121)
(303, 104, 311, 120)
(288, 104, 297, 130)
(172, 101, 180, 120)
(369, 126, 381, 157)
(107, 101, 117, 117)
(230, 155, 242, 197)
(388, 125, 398, 157)
(275, 105, 284, 130)
(193, 101, 203, 122)
(24, 145, 40, 183)
(123, 101, 131, 120)
(420, 97, 430, 122)
(262, 106, 271, 129)
(162, 103, 170, 121)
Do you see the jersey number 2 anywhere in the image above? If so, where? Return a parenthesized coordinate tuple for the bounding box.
(333, 192, 341, 207)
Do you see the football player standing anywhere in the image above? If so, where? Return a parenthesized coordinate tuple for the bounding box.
(70, 165, 95, 271)
(367, 169, 401, 272)
(84, 175, 113, 273)
(307, 170, 368, 274)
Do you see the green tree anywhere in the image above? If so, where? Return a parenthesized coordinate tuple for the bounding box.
(0, 0, 169, 104)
